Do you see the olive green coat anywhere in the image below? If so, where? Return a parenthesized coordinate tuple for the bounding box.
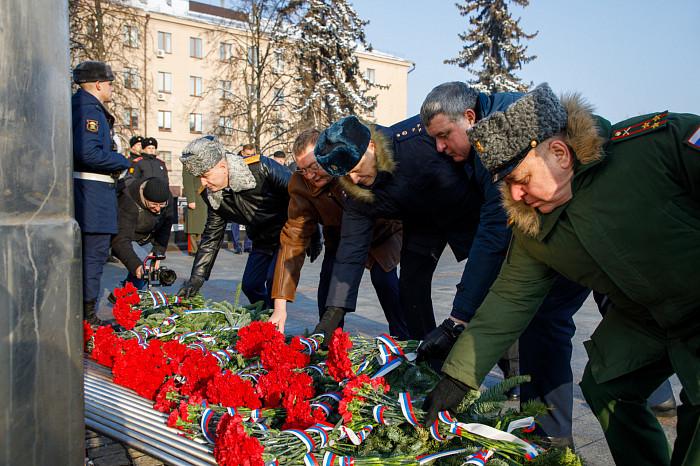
(444, 96, 700, 404)
(182, 169, 207, 235)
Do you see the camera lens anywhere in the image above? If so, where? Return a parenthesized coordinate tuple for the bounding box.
(159, 268, 177, 287)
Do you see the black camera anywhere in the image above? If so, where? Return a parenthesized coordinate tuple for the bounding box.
(143, 253, 177, 288)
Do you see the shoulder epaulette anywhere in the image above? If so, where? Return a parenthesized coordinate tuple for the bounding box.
(244, 155, 260, 165)
(132, 156, 143, 162)
(394, 120, 424, 142)
(611, 111, 668, 142)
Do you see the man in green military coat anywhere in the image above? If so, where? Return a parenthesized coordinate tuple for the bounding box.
(422, 83, 700, 465)
(182, 169, 207, 254)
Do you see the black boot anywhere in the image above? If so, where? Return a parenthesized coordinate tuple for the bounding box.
(650, 396, 677, 417)
(83, 299, 105, 327)
(543, 435, 575, 451)
(505, 370, 520, 401)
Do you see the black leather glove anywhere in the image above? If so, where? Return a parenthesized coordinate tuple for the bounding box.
(177, 275, 204, 299)
(422, 376, 470, 428)
(416, 318, 465, 362)
(313, 306, 347, 348)
(306, 230, 323, 263)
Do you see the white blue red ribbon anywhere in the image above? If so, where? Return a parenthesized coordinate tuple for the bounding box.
(372, 357, 403, 379)
(464, 449, 494, 465)
(398, 392, 421, 426)
(199, 408, 216, 443)
(284, 429, 316, 452)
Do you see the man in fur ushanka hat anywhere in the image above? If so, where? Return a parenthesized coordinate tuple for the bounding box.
(311, 114, 485, 345)
(177, 135, 291, 308)
(423, 83, 700, 464)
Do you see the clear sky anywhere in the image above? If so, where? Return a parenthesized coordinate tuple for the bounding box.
(349, 0, 700, 123)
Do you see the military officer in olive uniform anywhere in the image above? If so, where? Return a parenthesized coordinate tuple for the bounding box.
(423, 83, 700, 465)
(72, 60, 130, 325)
(129, 137, 169, 184)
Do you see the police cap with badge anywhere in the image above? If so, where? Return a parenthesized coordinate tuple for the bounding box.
(467, 83, 568, 183)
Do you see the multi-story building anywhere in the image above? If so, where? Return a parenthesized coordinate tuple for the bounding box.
(71, 0, 413, 197)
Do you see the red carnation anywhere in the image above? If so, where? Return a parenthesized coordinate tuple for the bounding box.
(83, 320, 94, 349)
(214, 414, 264, 466)
(260, 336, 310, 371)
(327, 328, 354, 382)
(235, 321, 284, 358)
(206, 371, 261, 409)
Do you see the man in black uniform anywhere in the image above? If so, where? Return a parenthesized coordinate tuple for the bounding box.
(129, 137, 168, 183)
(128, 135, 144, 159)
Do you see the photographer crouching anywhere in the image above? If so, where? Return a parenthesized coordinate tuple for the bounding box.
(109, 177, 175, 300)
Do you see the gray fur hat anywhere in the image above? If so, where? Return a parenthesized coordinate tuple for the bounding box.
(73, 61, 115, 84)
(180, 135, 225, 176)
(467, 83, 568, 182)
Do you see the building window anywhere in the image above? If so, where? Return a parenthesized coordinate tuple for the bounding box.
(158, 72, 172, 93)
(123, 25, 138, 48)
(190, 76, 202, 97)
(366, 68, 375, 83)
(219, 116, 233, 135)
(158, 111, 172, 131)
(190, 37, 202, 58)
(219, 80, 231, 99)
(274, 112, 284, 137)
(160, 150, 172, 170)
(273, 51, 285, 73)
(247, 46, 258, 67)
(219, 43, 232, 62)
(124, 108, 139, 129)
(157, 31, 172, 53)
(273, 87, 284, 105)
(190, 113, 202, 133)
(123, 67, 139, 89)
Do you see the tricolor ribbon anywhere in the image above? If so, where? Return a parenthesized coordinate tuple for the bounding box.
(398, 392, 421, 426)
(376, 334, 405, 358)
(310, 401, 333, 416)
(372, 405, 389, 425)
(306, 425, 328, 448)
(200, 408, 216, 443)
(464, 449, 494, 465)
(298, 335, 320, 354)
(372, 356, 403, 379)
(506, 417, 536, 434)
(284, 429, 316, 453)
(303, 453, 320, 466)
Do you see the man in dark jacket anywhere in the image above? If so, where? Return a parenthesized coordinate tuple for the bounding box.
(269, 129, 407, 339)
(417, 81, 591, 449)
(110, 177, 173, 292)
(128, 135, 144, 159)
(129, 137, 169, 183)
(177, 135, 291, 308)
(312, 115, 483, 344)
(72, 60, 130, 326)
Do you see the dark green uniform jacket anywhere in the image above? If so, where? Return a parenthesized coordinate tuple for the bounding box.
(443, 95, 700, 404)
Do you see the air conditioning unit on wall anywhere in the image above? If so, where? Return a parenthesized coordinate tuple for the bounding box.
(157, 93, 165, 101)
(156, 49, 165, 58)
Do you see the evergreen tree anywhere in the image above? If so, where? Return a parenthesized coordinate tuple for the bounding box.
(446, 0, 537, 93)
(285, 0, 381, 128)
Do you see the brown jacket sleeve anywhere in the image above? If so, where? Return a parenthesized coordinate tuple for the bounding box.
(271, 175, 325, 302)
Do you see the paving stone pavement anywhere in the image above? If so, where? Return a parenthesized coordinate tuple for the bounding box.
(88, 243, 681, 465)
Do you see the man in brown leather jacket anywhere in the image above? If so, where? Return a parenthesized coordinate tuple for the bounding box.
(269, 129, 408, 339)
